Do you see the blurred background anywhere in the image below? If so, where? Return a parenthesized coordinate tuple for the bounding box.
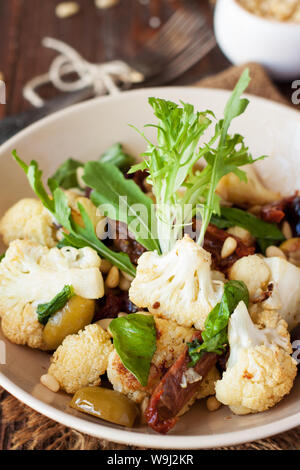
(0, 0, 298, 120)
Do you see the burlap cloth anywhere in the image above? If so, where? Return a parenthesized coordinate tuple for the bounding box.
(0, 63, 299, 451)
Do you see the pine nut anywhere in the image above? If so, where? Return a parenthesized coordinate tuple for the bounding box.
(266, 245, 287, 259)
(96, 217, 108, 240)
(95, 0, 119, 9)
(97, 318, 113, 331)
(206, 396, 221, 412)
(121, 270, 134, 282)
(227, 226, 254, 247)
(105, 266, 120, 288)
(221, 237, 237, 258)
(118, 312, 127, 318)
(282, 221, 293, 240)
(119, 275, 131, 291)
(40, 374, 60, 393)
(100, 258, 112, 274)
(76, 167, 85, 189)
(248, 205, 262, 216)
(55, 2, 80, 18)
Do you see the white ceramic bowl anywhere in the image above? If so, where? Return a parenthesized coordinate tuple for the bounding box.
(0, 87, 300, 449)
(214, 0, 300, 80)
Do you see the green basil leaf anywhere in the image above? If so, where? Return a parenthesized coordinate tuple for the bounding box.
(109, 313, 157, 387)
(188, 280, 249, 366)
(37, 285, 74, 325)
(83, 161, 160, 253)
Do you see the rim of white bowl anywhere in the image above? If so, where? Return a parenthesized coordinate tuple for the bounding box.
(229, 0, 300, 28)
(0, 86, 299, 449)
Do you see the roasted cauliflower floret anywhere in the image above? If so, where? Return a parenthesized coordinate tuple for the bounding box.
(215, 301, 297, 415)
(216, 165, 280, 207)
(1, 303, 47, 350)
(0, 240, 104, 349)
(129, 236, 224, 330)
(230, 254, 300, 330)
(0, 198, 57, 247)
(263, 256, 300, 330)
(107, 316, 195, 404)
(229, 254, 271, 301)
(48, 324, 113, 394)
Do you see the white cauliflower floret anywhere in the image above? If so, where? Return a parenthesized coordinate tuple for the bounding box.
(215, 301, 297, 415)
(216, 165, 280, 206)
(0, 198, 57, 247)
(129, 236, 224, 330)
(107, 316, 195, 404)
(1, 303, 47, 350)
(230, 254, 300, 330)
(263, 256, 300, 330)
(229, 255, 271, 301)
(0, 240, 104, 349)
(48, 324, 113, 394)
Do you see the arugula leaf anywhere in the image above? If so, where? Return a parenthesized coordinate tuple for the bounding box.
(188, 280, 249, 366)
(50, 144, 133, 190)
(131, 98, 213, 253)
(13, 151, 136, 277)
(109, 313, 157, 387)
(100, 143, 134, 169)
(83, 162, 160, 253)
(211, 206, 285, 252)
(51, 158, 83, 190)
(192, 68, 266, 245)
(37, 285, 74, 325)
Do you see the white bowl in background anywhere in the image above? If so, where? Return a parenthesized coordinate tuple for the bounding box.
(214, 0, 300, 80)
(0, 87, 299, 448)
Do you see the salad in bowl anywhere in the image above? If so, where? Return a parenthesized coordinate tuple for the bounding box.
(0, 70, 298, 435)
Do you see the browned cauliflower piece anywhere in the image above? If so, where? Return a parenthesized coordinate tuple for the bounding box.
(0, 240, 104, 350)
(0, 198, 57, 247)
(107, 316, 195, 404)
(48, 324, 113, 394)
(215, 301, 297, 415)
(216, 165, 280, 206)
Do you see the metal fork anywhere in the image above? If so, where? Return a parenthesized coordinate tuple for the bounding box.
(127, 5, 216, 84)
(0, 6, 216, 144)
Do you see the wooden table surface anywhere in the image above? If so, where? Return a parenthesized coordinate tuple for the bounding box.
(0, 0, 299, 451)
(0, 0, 296, 119)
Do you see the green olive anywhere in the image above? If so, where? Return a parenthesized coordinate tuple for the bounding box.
(43, 296, 95, 350)
(70, 386, 139, 427)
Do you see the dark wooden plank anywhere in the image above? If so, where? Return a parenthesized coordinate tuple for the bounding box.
(0, 0, 296, 117)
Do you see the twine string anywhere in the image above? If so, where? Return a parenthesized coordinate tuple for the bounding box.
(23, 37, 144, 107)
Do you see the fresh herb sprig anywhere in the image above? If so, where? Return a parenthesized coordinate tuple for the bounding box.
(188, 280, 249, 366)
(37, 285, 74, 325)
(182, 69, 266, 245)
(13, 151, 136, 277)
(129, 99, 213, 253)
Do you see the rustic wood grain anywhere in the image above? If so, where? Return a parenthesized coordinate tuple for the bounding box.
(0, 0, 299, 451)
